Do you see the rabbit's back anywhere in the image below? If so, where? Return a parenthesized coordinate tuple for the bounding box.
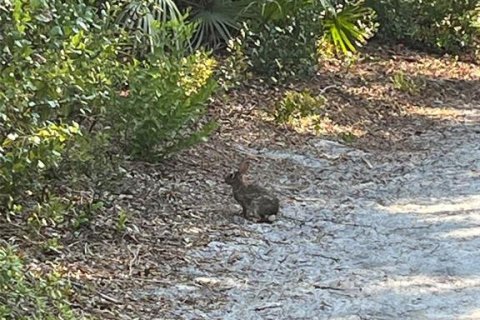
(234, 184, 279, 222)
(234, 184, 270, 205)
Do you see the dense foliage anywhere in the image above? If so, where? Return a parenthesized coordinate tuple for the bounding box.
(0, 245, 80, 319)
(0, 1, 216, 317)
(240, 8, 323, 82)
(113, 38, 218, 159)
(114, 0, 377, 82)
(0, 0, 216, 210)
(367, 0, 480, 55)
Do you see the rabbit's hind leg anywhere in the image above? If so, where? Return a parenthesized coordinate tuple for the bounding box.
(241, 206, 248, 217)
(251, 198, 277, 223)
(241, 206, 256, 220)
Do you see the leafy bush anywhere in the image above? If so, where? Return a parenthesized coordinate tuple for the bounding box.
(216, 36, 252, 90)
(0, 123, 81, 211)
(0, 0, 125, 213)
(1, 0, 218, 228)
(366, 0, 480, 54)
(0, 245, 81, 319)
(240, 8, 323, 83)
(273, 89, 327, 125)
(112, 20, 218, 160)
(391, 71, 425, 95)
(229, 0, 376, 82)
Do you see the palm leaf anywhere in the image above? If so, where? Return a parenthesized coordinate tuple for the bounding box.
(322, 1, 374, 54)
(182, 0, 252, 48)
(115, 0, 182, 54)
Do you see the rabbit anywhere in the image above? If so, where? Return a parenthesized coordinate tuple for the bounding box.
(224, 159, 279, 223)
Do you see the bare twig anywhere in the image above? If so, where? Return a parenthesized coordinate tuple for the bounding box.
(254, 303, 283, 311)
(72, 281, 122, 304)
(313, 284, 346, 291)
(361, 156, 373, 169)
(128, 245, 142, 276)
(319, 85, 339, 95)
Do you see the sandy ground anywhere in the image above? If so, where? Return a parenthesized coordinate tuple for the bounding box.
(141, 106, 480, 319)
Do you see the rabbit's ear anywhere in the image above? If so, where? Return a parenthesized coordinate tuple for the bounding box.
(238, 159, 250, 173)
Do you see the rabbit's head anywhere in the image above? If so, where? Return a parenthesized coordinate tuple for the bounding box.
(224, 159, 249, 187)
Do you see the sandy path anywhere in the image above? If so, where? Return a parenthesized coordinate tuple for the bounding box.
(147, 109, 480, 319)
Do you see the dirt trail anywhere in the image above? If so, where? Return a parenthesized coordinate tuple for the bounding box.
(142, 108, 480, 319)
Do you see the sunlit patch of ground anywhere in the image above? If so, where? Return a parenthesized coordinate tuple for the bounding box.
(405, 106, 465, 120)
(375, 275, 480, 294)
(256, 110, 366, 141)
(386, 195, 480, 215)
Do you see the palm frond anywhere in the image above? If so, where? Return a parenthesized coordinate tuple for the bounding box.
(115, 0, 183, 54)
(182, 0, 252, 48)
(322, 1, 375, 54)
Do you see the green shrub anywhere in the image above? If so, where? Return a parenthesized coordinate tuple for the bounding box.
(391, 71, 425, 95)
(0, 244, 82, 319)
(240, 8, 323, 83)
(229, 0, 376, 83)
(366, 0, 480, 54)
(0, 1, 124, 124)
(111, 20, 218, 160)
(1, 0, 218, 216)
(217, 35, 252, 91)
(0, 0, 125, 213)
(273, 89, 327, 124)
(0, 123, 81, 211)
